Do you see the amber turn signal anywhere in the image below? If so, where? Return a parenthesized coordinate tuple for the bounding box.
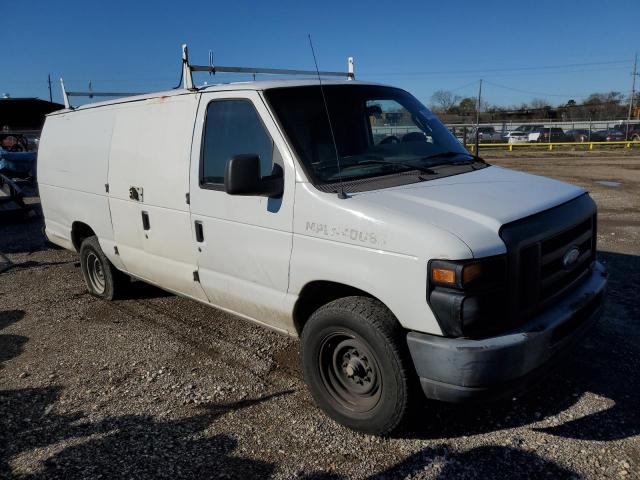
(431, 267, 456, 285)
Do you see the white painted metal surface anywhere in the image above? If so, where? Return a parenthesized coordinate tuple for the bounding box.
(107, 94, 207, 301)
(38, 106, 124, 269)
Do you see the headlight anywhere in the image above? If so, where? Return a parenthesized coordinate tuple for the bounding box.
(427, 256, 507, 337)
(430, 258, 503, 290)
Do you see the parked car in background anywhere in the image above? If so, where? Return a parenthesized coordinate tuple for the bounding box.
(512, 124, 544, 135)
(23, 133, 41, 151)
(472, 126, 502, 143)
(0, 133, 37, 179)
(504, 130, 529, 144)
(565, 129, 604, 142)
(529, 127, 566, 143)
(0, 133, 29, 152)
(612, 123, 640, 141)
(593, 129, 626, 142)
(0, 147, 37, 178)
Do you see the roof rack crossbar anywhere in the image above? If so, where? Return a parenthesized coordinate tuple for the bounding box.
(190, 65, 351, 77)
(65, 91, 142, 98)
(181, 43, 354, 90)
(60, 77, 143, 109)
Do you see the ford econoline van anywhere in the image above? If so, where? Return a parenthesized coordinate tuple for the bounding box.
(38, 73, 606, 435)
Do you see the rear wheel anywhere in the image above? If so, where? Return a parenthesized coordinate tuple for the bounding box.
(301, 296, 412, 435)
(80, 236, 126, 300)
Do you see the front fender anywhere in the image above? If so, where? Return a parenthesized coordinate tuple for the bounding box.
(289, 234, 442, 335)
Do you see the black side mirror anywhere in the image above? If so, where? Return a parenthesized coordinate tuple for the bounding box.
(224, 154, 283, 197)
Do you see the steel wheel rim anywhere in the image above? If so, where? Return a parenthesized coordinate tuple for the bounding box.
(86, 252, 106, 294)
(318, 331, 382, 413)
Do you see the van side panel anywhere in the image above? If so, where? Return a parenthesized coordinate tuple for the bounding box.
(38, 108, 123, 268)
(107, 95, 206, 300)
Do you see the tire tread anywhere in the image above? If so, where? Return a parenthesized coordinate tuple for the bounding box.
(301, 296, 413, 435)
(80, 236, 125, 300)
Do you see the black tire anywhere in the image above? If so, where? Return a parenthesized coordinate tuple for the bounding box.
(79, 236, 125, 300)
(301, 296, 412, 435)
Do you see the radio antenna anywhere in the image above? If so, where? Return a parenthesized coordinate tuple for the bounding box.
(308, 34, 347, 199)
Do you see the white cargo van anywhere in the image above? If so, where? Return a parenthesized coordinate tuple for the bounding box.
(38, 52, 606, 435)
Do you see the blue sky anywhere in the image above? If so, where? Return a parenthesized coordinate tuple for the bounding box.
(3, 0, 637, 107)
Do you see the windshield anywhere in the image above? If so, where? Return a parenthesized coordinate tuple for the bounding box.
(265, 85, 472, 185)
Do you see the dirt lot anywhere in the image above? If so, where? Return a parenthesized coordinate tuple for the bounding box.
(1, 150, 639, 479)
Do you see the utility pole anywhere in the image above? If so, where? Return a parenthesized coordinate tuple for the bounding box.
(47, 74, 53, 102)
(626, 53, 637, 140)
(474, 79, 483, 154)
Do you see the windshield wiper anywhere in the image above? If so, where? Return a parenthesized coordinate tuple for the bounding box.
(352, 159, 436, 175)
(420, 151, 486, 169)
(420, 151, 475, 161)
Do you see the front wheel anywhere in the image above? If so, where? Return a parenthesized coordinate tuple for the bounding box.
(300, 296, 412, 435)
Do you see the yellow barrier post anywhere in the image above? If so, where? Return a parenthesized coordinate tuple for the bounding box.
(548, 143, 553, 151)
(589, 143, 593, 151)
(509, 144, 513, 152)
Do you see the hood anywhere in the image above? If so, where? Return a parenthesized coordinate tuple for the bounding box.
(352, 165, 585, 257)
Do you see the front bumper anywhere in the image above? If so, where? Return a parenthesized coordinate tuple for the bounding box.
(407, 261, 607, 402)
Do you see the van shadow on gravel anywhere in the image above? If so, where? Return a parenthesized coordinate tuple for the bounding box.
(0, 387, 293, 479)
(116, 279, 174, 300)
(0, 310, 27, 369)
(0, 386, 580, 479)
(399, 250, 640, 443)
(0, 259, 74, 274)
(299, 444, 580, 479)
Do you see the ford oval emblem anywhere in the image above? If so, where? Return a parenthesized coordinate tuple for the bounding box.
(562, 246, 580, 269)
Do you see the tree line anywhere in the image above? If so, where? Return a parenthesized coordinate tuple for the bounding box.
(429, 89, 640, 122)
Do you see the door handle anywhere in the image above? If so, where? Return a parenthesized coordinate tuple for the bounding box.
(141, 211, 150, 230)
(195, 221, 204, 242)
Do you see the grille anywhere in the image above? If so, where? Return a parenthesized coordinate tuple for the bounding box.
(538, 217, 594, 305)
(500, 194, 597, 326)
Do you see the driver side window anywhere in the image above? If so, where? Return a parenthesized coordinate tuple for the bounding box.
(200, 99, 275, 187)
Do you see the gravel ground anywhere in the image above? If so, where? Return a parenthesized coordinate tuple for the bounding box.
(1, 151, 639, 479)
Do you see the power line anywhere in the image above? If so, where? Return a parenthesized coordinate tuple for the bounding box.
(361, 59, 632, 77)
(482, 80, 599, 98)
(449, 79, 481, 93)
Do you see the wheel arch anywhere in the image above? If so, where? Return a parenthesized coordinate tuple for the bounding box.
(70, 221, 97, 252)
(292, 280, 396, 336)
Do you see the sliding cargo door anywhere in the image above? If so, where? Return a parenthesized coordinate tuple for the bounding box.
(108, 95, 207, 301)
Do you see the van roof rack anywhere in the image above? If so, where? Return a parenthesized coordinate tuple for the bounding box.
(60, 79, 143, 109)
(180, 44, 354, 90)
(60, 44, 355, 108)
